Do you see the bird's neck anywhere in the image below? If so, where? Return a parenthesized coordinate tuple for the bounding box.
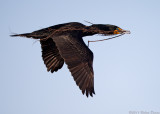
(82, 26, 100, 36)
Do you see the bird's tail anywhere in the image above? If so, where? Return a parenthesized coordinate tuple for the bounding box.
(10, 33, 42, 39)
(11, 33, 31, 37)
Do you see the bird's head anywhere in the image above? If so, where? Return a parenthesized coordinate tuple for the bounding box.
(90, 24, 130, 35)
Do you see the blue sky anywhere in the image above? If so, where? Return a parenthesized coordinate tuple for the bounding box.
(1, 0, 160, 114)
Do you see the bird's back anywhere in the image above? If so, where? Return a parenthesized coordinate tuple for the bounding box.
(11, 22, 86, 39)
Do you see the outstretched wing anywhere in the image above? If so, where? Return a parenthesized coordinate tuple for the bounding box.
(40, 38, 64, 73)
(53, 34, 95, 97)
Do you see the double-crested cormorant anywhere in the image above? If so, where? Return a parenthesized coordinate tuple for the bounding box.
(11, 22, 130, 97)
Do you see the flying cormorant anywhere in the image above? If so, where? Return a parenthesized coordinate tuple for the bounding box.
(11, 22, 130, 97)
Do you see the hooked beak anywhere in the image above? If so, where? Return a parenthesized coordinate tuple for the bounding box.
(120, 29, 131, 34)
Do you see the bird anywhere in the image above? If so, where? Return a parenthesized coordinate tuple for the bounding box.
(11, 22, 130, 97)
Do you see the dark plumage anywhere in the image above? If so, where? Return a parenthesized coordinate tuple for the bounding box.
(11, 22, 130, 97)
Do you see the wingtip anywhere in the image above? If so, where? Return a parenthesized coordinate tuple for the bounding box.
(86, 93, 89, 97)
(83, 90, 95, 97)
(82, 90, 85, 95)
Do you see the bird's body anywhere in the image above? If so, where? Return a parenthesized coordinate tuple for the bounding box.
(11, 22, 130, 97)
